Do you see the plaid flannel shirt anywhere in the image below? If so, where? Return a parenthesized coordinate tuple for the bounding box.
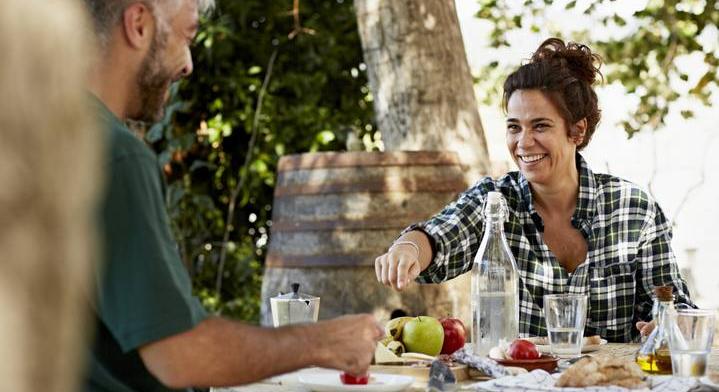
(408, 154, 693, 343)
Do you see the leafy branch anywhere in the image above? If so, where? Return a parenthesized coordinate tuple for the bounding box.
(215, 48, 279, 301)
(473, 0, 719, 137)
(287, 0, 316, 39)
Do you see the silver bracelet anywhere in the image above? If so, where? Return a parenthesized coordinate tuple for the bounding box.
(389, 241, 420, 258)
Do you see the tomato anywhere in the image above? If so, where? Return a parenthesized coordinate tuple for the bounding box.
(339, 372, 370, 385)
(507, 339, 540, 360)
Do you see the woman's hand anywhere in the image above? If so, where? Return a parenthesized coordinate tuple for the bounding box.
(375, 244, 422, 291)
(374, 231, 433, 291)
(636, 320, 656, 337)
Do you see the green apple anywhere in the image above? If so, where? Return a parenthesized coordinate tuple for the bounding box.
(401, 316, 444, 356)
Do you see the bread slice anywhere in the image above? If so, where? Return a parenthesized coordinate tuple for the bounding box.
(556, 356, 646, 389)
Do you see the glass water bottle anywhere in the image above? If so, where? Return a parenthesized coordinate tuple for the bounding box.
(471, 191, 519, 356)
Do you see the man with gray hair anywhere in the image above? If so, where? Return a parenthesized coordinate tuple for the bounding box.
(84, 1, 383, 391)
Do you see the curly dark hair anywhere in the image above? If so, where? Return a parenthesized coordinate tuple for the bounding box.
(502, 38, 603, 150)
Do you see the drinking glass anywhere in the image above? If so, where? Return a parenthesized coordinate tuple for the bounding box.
(668, 309, 716, 377)
(543, 294, 588, 358)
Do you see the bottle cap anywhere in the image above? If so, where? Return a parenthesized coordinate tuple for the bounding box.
(484, 191, 508, 220)
(653, 285, 673, 302)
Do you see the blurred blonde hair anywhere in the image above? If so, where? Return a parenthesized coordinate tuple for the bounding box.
(0, 0, 101, 390)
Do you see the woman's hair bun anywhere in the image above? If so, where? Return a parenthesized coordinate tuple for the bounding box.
(530, 38, 603, 85)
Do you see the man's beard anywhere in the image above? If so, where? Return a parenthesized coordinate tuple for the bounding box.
(134, 30, 174, 123)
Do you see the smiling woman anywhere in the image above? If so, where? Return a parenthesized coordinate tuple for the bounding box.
(375, 37, 695, 343)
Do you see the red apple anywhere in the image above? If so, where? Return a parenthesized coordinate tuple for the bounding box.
(439, 317, 466, 355)
(340, 372, 369, 385)
(507, 339, 540, 360)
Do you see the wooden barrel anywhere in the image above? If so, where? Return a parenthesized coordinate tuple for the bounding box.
(260, 151, 473, 326)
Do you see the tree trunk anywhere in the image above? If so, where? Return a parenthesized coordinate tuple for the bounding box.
(354, 0, 491, 181)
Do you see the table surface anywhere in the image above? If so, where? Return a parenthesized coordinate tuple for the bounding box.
(212, 344, 719, 391)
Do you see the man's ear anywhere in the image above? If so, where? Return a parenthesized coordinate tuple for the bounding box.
(571, 118, 587, 146)
(121, 3, 154, 50)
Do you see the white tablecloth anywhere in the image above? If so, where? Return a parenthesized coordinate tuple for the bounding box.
(471, 370, 701, 392)
(212, 368, 709, 392)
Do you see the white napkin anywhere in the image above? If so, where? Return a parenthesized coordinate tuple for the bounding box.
(467, 370, 699, 392)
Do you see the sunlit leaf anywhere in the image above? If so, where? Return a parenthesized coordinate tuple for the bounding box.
(315, 130, 336, 144)
(250, 159, 268, 174)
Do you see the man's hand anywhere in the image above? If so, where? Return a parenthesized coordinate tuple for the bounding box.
(636, 320, 656, 337)
(139, 315, 384, 388)
(312, 314, 384, 376)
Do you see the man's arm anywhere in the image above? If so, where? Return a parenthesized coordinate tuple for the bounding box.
(139, 314, 382, 389)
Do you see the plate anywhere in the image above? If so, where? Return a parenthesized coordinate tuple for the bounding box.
(298, 371, 414, 392)
(494, 354, 559, 372)
(535, 339, 608, 354)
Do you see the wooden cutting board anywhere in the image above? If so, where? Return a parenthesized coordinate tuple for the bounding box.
(370, 362, 470, 381)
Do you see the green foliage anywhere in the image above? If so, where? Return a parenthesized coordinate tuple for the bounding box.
(473, 0, 718, 137)
(150, 0, 374, 322)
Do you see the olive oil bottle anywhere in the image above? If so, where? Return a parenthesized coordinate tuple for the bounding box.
(635, 286, 675, 375)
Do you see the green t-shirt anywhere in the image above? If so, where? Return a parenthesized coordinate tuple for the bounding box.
(86, 98, 208, 392)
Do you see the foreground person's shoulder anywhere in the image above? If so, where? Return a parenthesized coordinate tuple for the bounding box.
(107, 124, 157, 165)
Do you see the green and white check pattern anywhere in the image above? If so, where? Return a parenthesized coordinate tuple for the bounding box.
(408, 154, 694, 343)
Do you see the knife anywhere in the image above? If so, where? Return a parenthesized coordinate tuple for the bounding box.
(426, 360, 457, 392)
